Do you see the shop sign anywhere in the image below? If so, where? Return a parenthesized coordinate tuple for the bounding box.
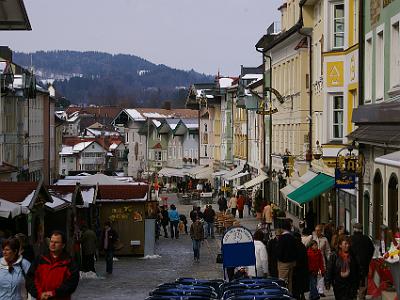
(335, 168, 356, 189)
(222, 226, 255, 269)
(335, 147, 364, 189)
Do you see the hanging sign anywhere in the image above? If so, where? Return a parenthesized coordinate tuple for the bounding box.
(335, 146, 364, 189)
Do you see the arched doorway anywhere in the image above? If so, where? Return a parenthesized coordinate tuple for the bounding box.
(388, 174, 399, 232)
(373, 171, 383, 239)
(363, 192, 370, 235)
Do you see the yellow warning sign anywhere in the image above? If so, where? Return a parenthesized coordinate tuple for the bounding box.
(327, 61, 344, 87)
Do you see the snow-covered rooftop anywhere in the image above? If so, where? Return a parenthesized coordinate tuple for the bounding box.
(143, 112, 173, 118)
(242, 74, 263, 81)
(219, 77, 234, 88)
(124, 109, 146, 121)
(73, 141, 93, 152)
(109, 143, 119, 150)
(152, 119, 161, 127)
(60, 146, 74, 155)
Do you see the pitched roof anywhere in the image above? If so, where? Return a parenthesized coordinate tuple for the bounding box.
(66, 106, 123, 120)
(0, 182, 52, 208)
(96, 185, 148, 201)
(0, 182, 38, 203)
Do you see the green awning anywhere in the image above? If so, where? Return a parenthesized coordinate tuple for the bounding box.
(287, 173, 334, 206)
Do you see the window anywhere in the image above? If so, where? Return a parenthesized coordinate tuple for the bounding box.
(391, 21, 400, 88)
(155, 151, 162, 161)
(376, 29, 384, 100)
(365, 36, 373, 102)
(62, 157, 66, 163)
(333, 3, 345, 48)
(332, 95, 344, 139)
(204, 124, 208, 132)
(204, 145, 208, 157)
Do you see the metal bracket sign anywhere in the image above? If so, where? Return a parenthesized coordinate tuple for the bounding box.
(221, 226, 256, 269)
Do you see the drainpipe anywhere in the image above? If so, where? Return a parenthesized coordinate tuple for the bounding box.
(358, 0, 365, 228)
(298, 5, 313, 168)
(256, 48, 272, 199)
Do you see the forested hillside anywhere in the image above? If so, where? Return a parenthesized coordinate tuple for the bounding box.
(14, 51, 213, 107)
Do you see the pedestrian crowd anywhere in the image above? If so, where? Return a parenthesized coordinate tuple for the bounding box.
(240, 218, 375, 300)
(0, 219, 126, 300)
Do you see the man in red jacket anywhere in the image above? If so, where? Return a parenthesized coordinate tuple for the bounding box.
(26, 230, 79, 300)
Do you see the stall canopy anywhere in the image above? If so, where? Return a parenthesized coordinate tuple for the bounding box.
(287, 173, 334, 206)
(212, 170, 228, 177)
(187, 165, 212, 179)
(157, 167, 186, 178)
(0, 199, 29, 218)
(241, 173, 268, 189)
(280, 171, 318, 199)
(222, 166, 243, 181)
(193, 167, 213, 180)
(229, 171, 249, 181)
(375, 151, 400, 167)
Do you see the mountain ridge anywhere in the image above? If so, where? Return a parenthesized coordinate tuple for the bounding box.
(13, 50, 213, 108)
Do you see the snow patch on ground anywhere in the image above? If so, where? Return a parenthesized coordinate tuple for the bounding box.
(140, 255, 161, 260)
(80, 271, 104, 280)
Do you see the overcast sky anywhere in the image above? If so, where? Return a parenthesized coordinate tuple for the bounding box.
(2, 0, 282, 75)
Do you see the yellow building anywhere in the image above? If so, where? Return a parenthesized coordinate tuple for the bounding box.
(256, 0, 312, 207)
(302, 0, 359, 231)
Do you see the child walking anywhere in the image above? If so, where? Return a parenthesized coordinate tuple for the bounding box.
(307, 240, 325, 300)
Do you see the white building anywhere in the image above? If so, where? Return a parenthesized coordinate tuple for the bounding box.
(59, 141, 107, 175)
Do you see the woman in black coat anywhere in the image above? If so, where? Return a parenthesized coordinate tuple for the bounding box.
(292, 232, 309, 300)
(325, 236, 359, 300)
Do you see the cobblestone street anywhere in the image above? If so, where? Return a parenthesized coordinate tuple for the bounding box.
(74, 194, 335, 300)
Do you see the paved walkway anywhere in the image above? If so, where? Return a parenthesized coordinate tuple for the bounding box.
(73, 193, 337, 299)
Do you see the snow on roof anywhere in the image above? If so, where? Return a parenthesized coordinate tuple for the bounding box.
(73, 141, 93, 152)
(81, 187, 96, 207)
(79, 174, 128, 185)
(206, 95, 214, 99)
(125, 109, 146, 121)
(109, 143, 119, 150)
(219, 77, 234, 88)
(143, 112, 173, 118)
(166, 119, 180, 130)
(60, 146, 74, 155)
(19, 190, 36, 207)
(181, 119, 199, 129)
(67, 111, 80, 123)
(46, 196, 69, 211)
(242, 74, 263, 81)
(152, 119, 161, 127)
(0, 198, 29, 218)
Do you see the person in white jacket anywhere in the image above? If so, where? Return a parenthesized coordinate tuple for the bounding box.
(248, 230, 268, 277)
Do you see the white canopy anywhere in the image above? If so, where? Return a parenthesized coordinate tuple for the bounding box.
(212, 170, 228, 177)
(187, 165, 212, 179)
(222, 166, 243, 181)
(228, 171, 249, 181)
(157, 167, 186, 178)
(194, 167, 213, 180)
(241, 173, 269, 189)
(0, 199, 29, 218)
